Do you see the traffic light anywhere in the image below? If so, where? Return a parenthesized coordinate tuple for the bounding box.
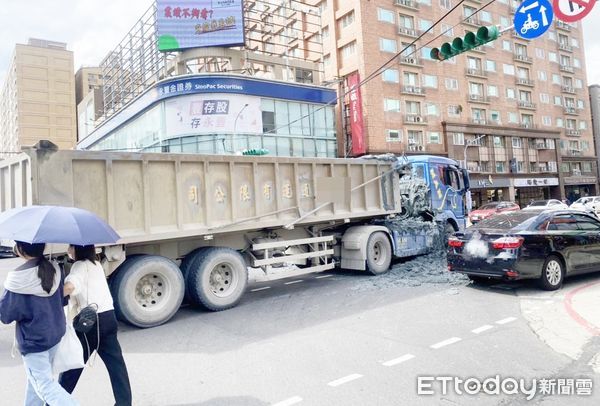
(430, 25, 500, 61)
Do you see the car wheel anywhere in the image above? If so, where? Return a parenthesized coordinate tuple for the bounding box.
(539, 255, 565, 291)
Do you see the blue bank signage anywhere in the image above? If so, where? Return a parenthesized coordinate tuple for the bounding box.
(514, 0, 554, 39)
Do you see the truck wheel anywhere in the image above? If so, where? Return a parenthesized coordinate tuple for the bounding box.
(110, 255, 185, 328)
(179, 248, 209, 303)
(186, 247, 248, 311)
(366, 232, 392, 275)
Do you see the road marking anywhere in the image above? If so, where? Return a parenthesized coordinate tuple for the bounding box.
(285, 280, 304, 285)
(382, 354, 415, 367)
(430, 337, 462, 349)
(251, 287, 271, 292)
(272, 396, 303, 406)
(496, 317, 517, 325)
(472, 325, 494, 334)
(315, 274, 334, 279)
(327, 374, 363, 387)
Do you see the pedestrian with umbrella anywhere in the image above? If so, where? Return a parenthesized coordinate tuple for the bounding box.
(59, 244, 132, 406)
(0, 205, 130, 405)
(0, 241, 79, 406)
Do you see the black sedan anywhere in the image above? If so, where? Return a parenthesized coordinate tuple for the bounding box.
(447, 210, 600, 290)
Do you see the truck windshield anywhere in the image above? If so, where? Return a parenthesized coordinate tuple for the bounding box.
(412, 164, 425, 180)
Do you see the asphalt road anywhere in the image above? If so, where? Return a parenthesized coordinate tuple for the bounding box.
(0, 256, 599, 405)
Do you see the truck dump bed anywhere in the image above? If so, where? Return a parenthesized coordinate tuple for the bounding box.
(0, 145, 401, 245)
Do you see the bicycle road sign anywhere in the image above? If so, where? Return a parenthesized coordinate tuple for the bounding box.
(553, 0, 596, 22)
(514, 0, 554, 39)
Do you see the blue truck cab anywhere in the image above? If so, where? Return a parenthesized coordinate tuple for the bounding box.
(404, 155, 470, 232)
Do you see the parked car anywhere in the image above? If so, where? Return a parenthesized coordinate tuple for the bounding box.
(570, 196, 600, 216)
(447, 210, 600, 290)
(0, 245, 16, 258)
(522, 199, 568, 211)
(469, 201, 520, 224)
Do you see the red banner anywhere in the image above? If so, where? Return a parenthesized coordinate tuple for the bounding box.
(347, 73, 366, 156)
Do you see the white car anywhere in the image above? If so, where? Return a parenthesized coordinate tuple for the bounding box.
(522, 199, 569, 211)
(570, 196, 600, 215)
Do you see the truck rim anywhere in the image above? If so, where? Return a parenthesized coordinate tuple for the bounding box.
(135, 273, 167, 308)
(372, 241, 385, 265)
(210, 262, 238, 297)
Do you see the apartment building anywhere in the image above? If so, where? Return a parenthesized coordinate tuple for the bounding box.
(590, 84, 600, 182)
(75, 67, 104, 141)
(314, 0, 596, 206)
(0, 38, 76, 157)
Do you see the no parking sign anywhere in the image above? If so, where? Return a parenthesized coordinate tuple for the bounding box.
(553, 0, 596, 22)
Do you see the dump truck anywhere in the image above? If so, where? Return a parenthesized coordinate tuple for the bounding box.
(0, 142, 469, 328)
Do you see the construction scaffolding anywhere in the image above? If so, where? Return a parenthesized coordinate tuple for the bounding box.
(99, 0, 324, 124)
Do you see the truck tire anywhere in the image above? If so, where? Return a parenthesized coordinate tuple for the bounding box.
(366, 232, 392, 275)
(186, 247, 248, 311)
(179, 248, 209, 303)
(110, 255, 185, 328)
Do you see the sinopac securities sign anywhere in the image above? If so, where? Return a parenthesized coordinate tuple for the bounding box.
(157, 0, 245, 51)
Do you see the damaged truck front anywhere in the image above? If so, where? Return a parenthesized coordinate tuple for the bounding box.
(0, 143, 468, 328)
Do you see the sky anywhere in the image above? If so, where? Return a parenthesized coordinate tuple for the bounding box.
(0, 0, 599, 85)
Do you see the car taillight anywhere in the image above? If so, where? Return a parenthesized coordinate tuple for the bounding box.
(492, 236, 524, 249)
(448, 237, 464, 248)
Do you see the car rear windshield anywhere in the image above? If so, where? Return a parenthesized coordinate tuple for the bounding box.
(473, 211, 540, 230)
(528, 201, 548, 207)
(479, 202, 500, 210)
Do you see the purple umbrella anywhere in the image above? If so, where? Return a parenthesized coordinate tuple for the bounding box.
(0, 205, 120, 245)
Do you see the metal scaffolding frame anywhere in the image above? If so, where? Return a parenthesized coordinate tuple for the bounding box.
(98, 0, 323, 125)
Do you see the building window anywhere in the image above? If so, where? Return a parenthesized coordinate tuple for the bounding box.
(503, 64, 515, 75)
(441, 23, 454, 37)
(556, 118, 564, 127)
(440, 0, 452, 9)
(379, 38, 398, 53)
(488, 85, 498, 97)
(508, 112, 518, 123)
(448, 105, 461, 116)
(403, 71, 418, 86)
(575, 79, 583, 88)
(445, 78, 459, 90)
(405, 101, 421, 114)
(453, 132, 465, 145)
(425, 103, 439, 115)
(542, 116, 552, 126)
(502, 40, 512, 51)
(485, 60, 496, 72)
(554, 96, 562, 105)
(398, 14, 415, 29)
(423, 75, 438, 88)
(540, 93, 549, 104)
(496, 161, 506, 173)
(428, 132, 441, 144)
(382, 69, 399, 83)
(407, 130, 424, 146)
(583, 162, 592, 173)
(490, 110, 501, 123)
(386, 129, 402, 142)
(549, 52, 558, 62)
(377, 8, 394, 24)
(493, 136, 505, 147)
(384, 99, 401, 112)
(420, 19, 433, 31)
(341, 41, 356, 58)
(512, 137, 522, 148)
(506, 88, 516, 99)
(339, 11, 355, 29)
(579, 121, 587, 130)
(535, 48, 545, 58)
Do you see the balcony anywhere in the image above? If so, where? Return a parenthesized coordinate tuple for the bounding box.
(467, 94, 490, 103)
(566, 149, 582, 156)
(463, 15, 481, 27)
(560, 64, 575, 73)
(556, 21, 571, 31)
(465, 67, 488, 78)
(534, 142, 550, 149)
(566, 129, 581, 136)
(518, 101, 537, 110)
(516, 77, 535, 87)
(561, 85, 576, 94)
(471, 118, 487, 125)
(398, 26, 419, 38)
(564, 106, 578, 115)
(401, 85, 426, 96)
(558, 42, 573, 52)
(394, 0, 419, 10)
(519, 122, 538, 129)
(513, 53, 533, 64)
(399, 56, 423, 66)
(404, 114, 428, 124)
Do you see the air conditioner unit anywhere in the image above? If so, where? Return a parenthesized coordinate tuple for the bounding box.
(417, 145, 424, 151)
(469, 94, 480, 101)
(405, 57, 416, 64)
(415, 115, 423, 122)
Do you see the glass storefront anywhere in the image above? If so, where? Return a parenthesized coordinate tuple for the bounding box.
(90, 96, 337, 158)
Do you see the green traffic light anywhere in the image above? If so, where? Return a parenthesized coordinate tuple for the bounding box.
(430, 25, 500, 61)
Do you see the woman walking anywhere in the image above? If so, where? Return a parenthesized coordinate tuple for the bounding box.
(59, 244, 132, 406)
(0, 241, 79, 406)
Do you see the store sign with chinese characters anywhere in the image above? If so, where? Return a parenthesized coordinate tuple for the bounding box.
(514, 178, 560, 187)
(165, 93, 262, 136)
(157, 0, 245, 51)
(564, 176, 597, 185)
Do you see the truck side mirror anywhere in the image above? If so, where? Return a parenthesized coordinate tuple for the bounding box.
(461, 168, 470, 191)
